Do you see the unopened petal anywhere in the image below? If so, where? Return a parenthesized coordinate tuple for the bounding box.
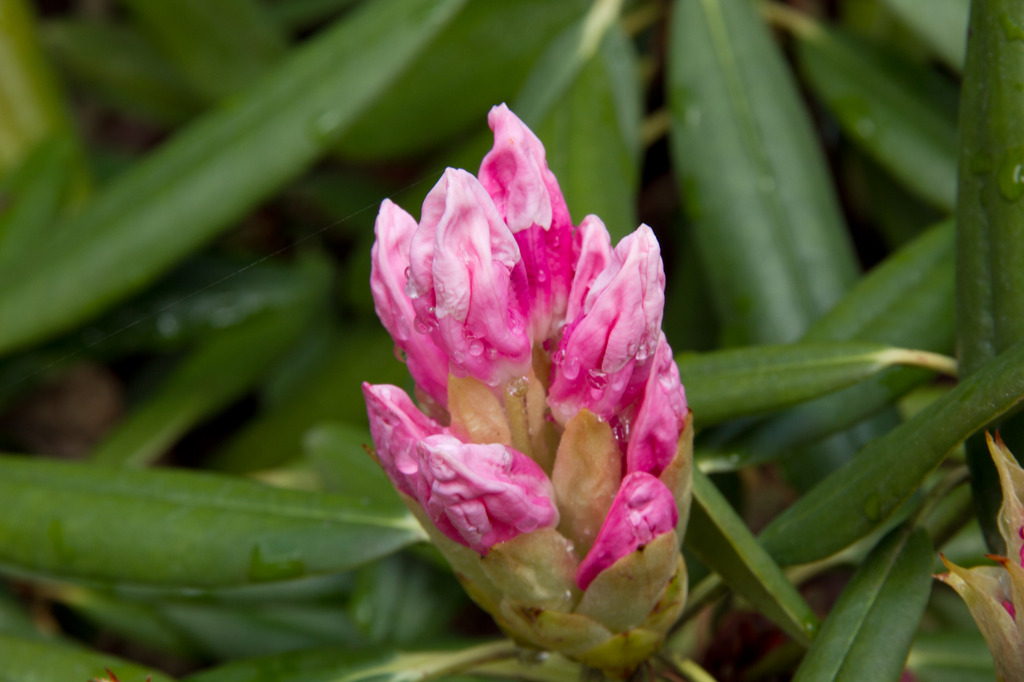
(362, 382, 444, 501)
(549, 224, 666, 424)
(370, 200, 449, 405)
(408, 168, 532, 386)
(627, 334, 689, 477)
(576, 472, 678, 590)
(480, 104, 574, 341)
(417, 434, 558, 554)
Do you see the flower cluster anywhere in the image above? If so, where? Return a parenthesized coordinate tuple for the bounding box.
(363, 104, 692, 676)
(939, 433, 1024, 681)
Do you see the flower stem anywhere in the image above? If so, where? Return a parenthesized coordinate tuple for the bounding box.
(505, 377, 533, 458)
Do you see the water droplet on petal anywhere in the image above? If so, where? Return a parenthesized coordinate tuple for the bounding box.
(562, 356, 581, 380)
(468, 340, 484, 356)
(393, 345, 408, 363)
(486, 347, 498, 360)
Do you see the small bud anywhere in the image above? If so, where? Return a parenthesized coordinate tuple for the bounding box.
(369, 200, 449, 405)
(548, 225, 666, 425)
(407, 168, 532, 386)
(576, 472, 678, 590)
(362, 383, 443, 501)
(479, 104, 574, 342)
(416, 434, 559, 554)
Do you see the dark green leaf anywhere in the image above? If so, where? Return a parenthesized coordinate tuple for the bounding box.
(794, 23, 959, 211)
(118, 0, 286, 101)
(668, 0, 858, 346)
(0, 455, 425, 587)
(759, 338, 1024, 566)
(957, 0, 1024, 552)
(0, 633, 175, 682)
(906, 631, 996, 682)
(304, 423, 401, 510)
(792, 527, 932, 682)
(42, 20, 202, 126)
(686, 470, 819, 645)
(679, 341, 953, 427)
(879, 0, 969, 69)
(0, 0, 466, 357)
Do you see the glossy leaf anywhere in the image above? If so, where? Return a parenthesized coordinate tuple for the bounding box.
(668, 0, 858, 346)
(685, 470, 819, 645)
(42, 20, 202, 126)
(207, 327, 407, 473)
(0, 0, 465, 357)
(0, 455, 425, 587)
(184, 641, 533, 682)
(702, 222, 954, 471)
(0, 0, 85, 188)
(759, 338, 1024, 566)
(0, 135, 73, 270)
(794, 23, 959, 211)
(791, 527, 932, 682)
(957, 0, 1024, 552)
(304, 422, 402, 511)
(879, 0, 969, 69)
(678, 341, 953, 427)
(906, 631, 996, 682)
(334, 0, 587, 160)
(0, 633, 175, 682)
(117, 0, 286, 101)
(534, 22, 641, 241)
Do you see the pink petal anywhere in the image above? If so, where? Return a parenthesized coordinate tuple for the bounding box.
(407, 168, 532, 387)
(576, 472, 678, 590)
(416, 434, 559, 554)
(565, 215, 613, 325)
(548, 225, 666, 424)
(362, 382, 444, 501)
(480, 104, 575, 342)
(626, 334, 689, 477)
(370, 200, 449, 405)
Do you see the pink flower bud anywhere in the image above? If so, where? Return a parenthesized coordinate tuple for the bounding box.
(626, 333, 689, 477)
(416, 434, 559, 554)
(407, 168, 532, 387)
(362, 382, 444, 501)
(369, 200, 450, 405)
(565, 215, 613, 325)
(479, 104, 574, 341)
(548, 224, 666, 424)
(576, 472, 678, 590)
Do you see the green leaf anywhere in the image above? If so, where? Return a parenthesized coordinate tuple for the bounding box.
(758, 338, 1024, 566)
(267, 0, 363, 32)
(89, 255, 328, 468)
(0, 134, 74, 269)
(668, 0, 858, 346)
(685, 470, 819, 645)
(957, 0, 1024, 552)
(679, 341, 954, 428)
(533, 22, 641, 241)
(334, 0, 588, 160)
(0, 0, 87, 192)
(0, 455, 425, 587)
(878, 0, 969, 70)
(0, 586, 39, 640)
(304, 422, 402, 510)
(348, 555, 466, 646)
(207, 327, 407, 473)
(793, 21, 959, 211)
(791, 527, 932, 682)
(0, 0, 466, 357)
(184, 641, 528, 682)
(906, 631, 996, 682)
(117, 0, 286, 101)
(706, 221, 954, 471)
(0, 632, 175, 682)
(42, 19, 202, 127)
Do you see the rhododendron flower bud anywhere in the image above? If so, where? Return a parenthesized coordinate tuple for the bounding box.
(548, 224, 666, 425)
(416, 434, 559, 554)
(939, 433, 1024, 681)
(407, 168, 532, 387)
(362, 104, 692, 678)
(479, 104, 574, 342)
(370, 201, 449, 405)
